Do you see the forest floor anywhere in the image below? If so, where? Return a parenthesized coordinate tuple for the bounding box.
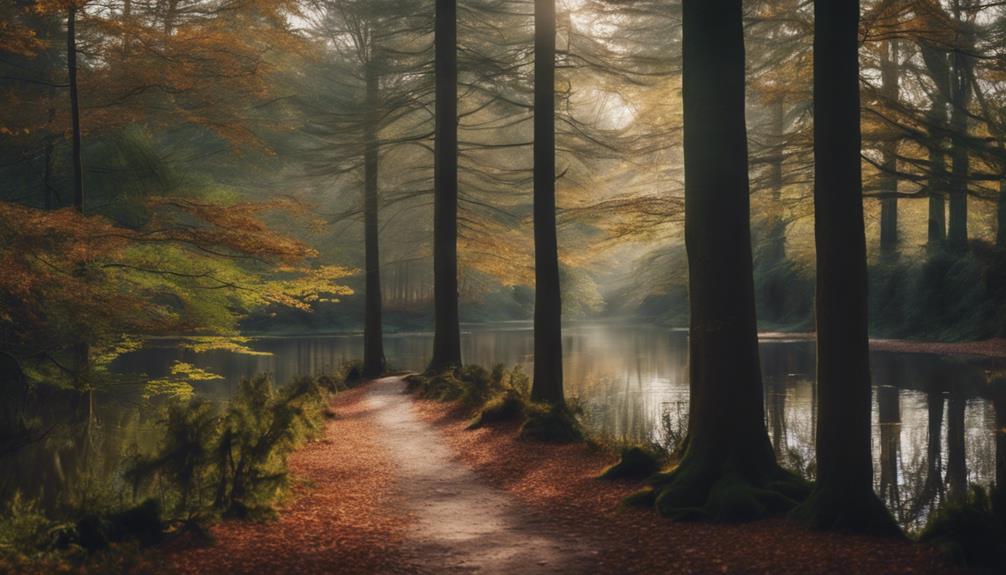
(165, 376, 965, 575)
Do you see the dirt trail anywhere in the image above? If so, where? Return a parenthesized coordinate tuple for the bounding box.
(166, 377, 597, 574)
(365, 376, 597, 574)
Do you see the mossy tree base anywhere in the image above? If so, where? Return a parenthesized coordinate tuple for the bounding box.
(792, 486, 901, 537)
(519, 403, 583, 443)
(628, 451, 810, 522)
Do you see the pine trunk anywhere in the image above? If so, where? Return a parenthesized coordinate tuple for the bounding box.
(68, 5, 83, 214)
(429, 0, 462, 373)
(879, 40, 899, 254)
(797, 0, 896, 534)
(947, 390, 967, 500)
(947, 16, 972, 250)
(362, 61, 385, 379)
(531, 0, 563, 406)
(642, 0, 799, 523)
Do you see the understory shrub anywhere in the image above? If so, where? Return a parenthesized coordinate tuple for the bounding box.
(919, 485, 1006, 570)
(127, 375, 326, 521)
(316, 359, 364, 392)
(870, 247, 1005, 341)
(598, 444, 666, 480)
(411, 363, 585, 443)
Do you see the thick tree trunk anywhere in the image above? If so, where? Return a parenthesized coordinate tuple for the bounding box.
(68, 4, 83, 214)
(429, 0, 462, 373)
(879, 40, 899, 254)
(362, 60, 385, 379)
(530, 0, 563, 406)
(796, 0, 896, 534)
(641, 0, 800, 522)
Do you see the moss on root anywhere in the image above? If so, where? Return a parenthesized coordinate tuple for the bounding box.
(599, 446, 664, 481)
(519, 403, 584, 443)
(791, 486, 901, 537)
(628, 453, 811, 522)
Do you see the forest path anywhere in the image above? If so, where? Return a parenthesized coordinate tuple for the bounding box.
(365, 376, 597, 574)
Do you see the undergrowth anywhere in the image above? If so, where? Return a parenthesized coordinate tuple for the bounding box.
(408, 364, 585, 443)
(0, 372, 337, 571)
(918, 485, 1006, 570)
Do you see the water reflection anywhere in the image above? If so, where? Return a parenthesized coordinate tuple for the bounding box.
(3, 323, 1003, 531)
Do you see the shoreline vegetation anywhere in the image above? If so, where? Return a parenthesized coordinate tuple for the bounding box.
(0, 363, 366, 575)
(2, 360, 1000, 573)
(163, 373, 968, 574)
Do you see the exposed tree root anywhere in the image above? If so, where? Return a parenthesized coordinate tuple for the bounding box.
(792, 486, 902, 537)
(628, 452, 810, 522)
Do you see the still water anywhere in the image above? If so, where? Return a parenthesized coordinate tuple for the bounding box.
(5, 323, 1004, 531)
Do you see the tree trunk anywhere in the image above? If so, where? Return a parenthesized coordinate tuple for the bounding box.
(997, 180, 1005, 248)
(766, 95, 787, 266)
(947, 7, 972, 251)
(643, 0, 800, 522)
(993, 381, 1006, 515)
(796, 0, 897, 534)
(928, 140, 947, 247)
(877, 385, 901, 509)
(922, 386, 945, 503)
(429, 0, 462, 373)
(947, 389, 967, 500)
(879, 40, 899, 254)
(163, 0, 179, 35)
(362, 60, 385, 379)
(530, 0, 563, 406)
(43, 133, 56, 210)
(68, 4, 83, 214)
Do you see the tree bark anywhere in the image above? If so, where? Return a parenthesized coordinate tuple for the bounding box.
(642, 0, 800, 522)
(766, 95, 787, 266)
(997, 180, 1005, 248)
(530, 0, 563, 406)
(922, 386, 945, 502)
(947, 3, 972, 251)
(879, 39, 899, 254)
(921, 43, 950, 249)
(928, 136, 947, 247)
(796, 0, 897, 534)
(947, 389, 967, 500)
(68, 3, 83, 214)
(362, 59, 385, 379)
(877, 385, 901, 509)
(429, 0, 462, 373)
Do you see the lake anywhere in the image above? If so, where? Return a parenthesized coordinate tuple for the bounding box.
(4, 323, 1003, 531)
